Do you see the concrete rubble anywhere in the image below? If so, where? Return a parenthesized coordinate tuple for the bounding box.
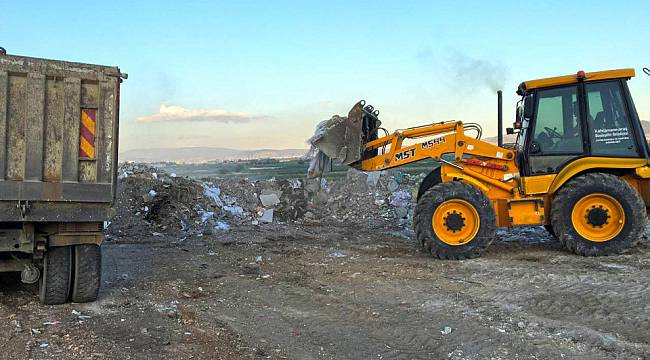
(109, 163, 422, 242)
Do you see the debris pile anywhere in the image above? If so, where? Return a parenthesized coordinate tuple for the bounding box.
(110, 162, 426, 241)
(111, 163, 249, 239)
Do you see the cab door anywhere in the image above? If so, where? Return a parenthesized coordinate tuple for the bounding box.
(526, 84, 586, 176)
(583, 80, 645, 158)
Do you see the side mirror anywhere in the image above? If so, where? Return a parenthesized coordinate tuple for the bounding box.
(506, 127, 515, 135)
(529, 141, 541, 154)
(523, 95, 535, 119)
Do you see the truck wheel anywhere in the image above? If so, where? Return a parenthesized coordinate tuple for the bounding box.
(39, 246, 72, 305)
(415, 181, 496, 259)
(551, 173, 646, 256)
(71, 244, 102, 303)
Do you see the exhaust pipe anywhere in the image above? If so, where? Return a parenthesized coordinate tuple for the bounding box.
(497, 90, 503, 147)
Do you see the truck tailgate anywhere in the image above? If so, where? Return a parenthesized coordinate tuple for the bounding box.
(0, 53, 125, 221)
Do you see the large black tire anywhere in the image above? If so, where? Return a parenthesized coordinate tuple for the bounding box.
(71, 244, 102, 303)
(551, 173, 646, 256)
(39, 246, 72, 305)
(415, 181, 496, 259)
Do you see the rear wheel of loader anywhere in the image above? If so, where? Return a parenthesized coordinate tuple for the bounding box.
(551, 173, 646, 256)
(39, 246, 72, 305)
(71, 244, 102, 303)
(415, 181, 496, 259)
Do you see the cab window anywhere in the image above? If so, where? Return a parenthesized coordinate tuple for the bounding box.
(586, 81, 637, 157)
(529, 85, 584, 174)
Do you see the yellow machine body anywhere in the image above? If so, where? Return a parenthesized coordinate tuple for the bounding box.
(356, 69, 650, 229)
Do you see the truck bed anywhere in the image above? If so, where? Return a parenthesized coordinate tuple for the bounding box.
(0, 53, 125, 221)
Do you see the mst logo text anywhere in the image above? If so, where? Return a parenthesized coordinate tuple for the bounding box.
(395, 148, 416, 162)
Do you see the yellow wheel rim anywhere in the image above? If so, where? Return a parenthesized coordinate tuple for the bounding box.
(432, 199, 480, 246)
(571, 193, 625, 242)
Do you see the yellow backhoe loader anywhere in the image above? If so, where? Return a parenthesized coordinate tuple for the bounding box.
(313, 69, 650, 259)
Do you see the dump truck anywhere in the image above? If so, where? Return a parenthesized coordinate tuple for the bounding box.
(0, 48, 126, 303)
(312, 69, 649, 259)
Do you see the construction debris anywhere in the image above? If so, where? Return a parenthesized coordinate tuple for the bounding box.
(109, 162, 421, 242)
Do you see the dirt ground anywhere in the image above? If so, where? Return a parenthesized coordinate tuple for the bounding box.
(0, 167, 649, 359)
(0, 223, 648, 359)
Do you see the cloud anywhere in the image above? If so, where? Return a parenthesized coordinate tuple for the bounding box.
(136, 104, 267, 123)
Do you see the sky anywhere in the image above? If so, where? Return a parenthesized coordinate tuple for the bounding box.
(1, 0, 649, 152)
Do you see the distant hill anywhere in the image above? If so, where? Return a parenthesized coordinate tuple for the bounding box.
(120, 147, 308, 163)
(483, 134, 517, 145)
(641, 120, 650, 136)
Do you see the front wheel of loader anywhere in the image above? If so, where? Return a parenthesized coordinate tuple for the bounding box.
(551, 173, 646, 256)
(415, 181, 496, 259)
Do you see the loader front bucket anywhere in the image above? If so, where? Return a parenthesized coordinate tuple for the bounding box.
(309, 101, 380, 166)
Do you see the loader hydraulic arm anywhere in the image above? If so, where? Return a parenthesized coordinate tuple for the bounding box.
(358, 121, 518, 192)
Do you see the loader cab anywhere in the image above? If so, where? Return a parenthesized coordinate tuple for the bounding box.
(514, 69, 649, 182)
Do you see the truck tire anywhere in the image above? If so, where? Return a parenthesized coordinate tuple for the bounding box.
(551, 173, 646, 256)
(39, 246, 72, 305)
(415, 181, 496, 259)
(71, 244, 101, 303)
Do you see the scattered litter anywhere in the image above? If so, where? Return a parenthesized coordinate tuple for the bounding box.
(390, 191, 412, 208)
(259, 209, 274, 223)
(155, 303, 179, 318)
(143, 189, 157, 202)
(288, 179, 302, 189)
(223, 205, 244, 216)
(387, 178, 399, 192)
(366, 171, 381, 187)
(203, 184, 223, 207)
(328, 251, 347, 258)
(214, 221, 230, 231)
(12, 319, 22, 333)
(259, 193, 281, 207)
(199, 211, 214, 223)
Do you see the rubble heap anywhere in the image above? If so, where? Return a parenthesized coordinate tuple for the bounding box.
(109, 163, 425, 241)
(112, 163, 249, 238)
